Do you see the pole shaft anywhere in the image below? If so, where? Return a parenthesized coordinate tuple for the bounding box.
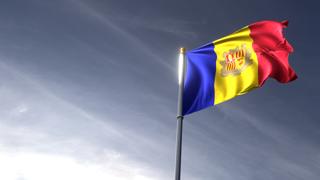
(175, 116, 183, 180)
(175, 47, 186, 180)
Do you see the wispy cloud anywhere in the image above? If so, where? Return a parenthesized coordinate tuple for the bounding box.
(71, 0, 175, 72)
(108, 14, 201, 39)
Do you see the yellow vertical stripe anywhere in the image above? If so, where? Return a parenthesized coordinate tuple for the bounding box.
(213, 26, 259, 105)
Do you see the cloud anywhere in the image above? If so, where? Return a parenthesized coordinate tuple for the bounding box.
(0, 149, 157, 180)
(0, 60, 171, 179)
(108, 14, 200, 39)
(70, 0, 175, 72)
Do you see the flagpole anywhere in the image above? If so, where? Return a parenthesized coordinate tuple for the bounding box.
(175, 47, 186, 180)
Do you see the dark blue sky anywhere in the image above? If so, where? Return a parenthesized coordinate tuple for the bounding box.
(0, 0, 319, 179)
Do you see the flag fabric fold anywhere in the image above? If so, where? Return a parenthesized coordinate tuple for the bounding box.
(182, 20, 297, 116)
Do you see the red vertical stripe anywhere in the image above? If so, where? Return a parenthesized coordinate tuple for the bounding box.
(249, 20, 297, 86)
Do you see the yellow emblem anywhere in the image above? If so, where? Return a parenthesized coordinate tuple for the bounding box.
(220, 44, 253, 77)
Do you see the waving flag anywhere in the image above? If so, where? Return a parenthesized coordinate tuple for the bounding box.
(183, 20, 297, 115)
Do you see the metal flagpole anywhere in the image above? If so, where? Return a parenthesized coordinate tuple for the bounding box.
(175, 47, 186, 180)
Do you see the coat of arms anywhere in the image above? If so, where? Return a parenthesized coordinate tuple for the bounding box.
(220, 44, 253, 77)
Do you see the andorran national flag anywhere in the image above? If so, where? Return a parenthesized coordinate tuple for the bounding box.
(183, 20, 297, 115)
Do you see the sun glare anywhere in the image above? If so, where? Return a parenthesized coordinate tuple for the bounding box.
(178, 53, 184, 85)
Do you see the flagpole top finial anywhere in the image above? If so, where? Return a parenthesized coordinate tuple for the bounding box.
(180, 47, 186, 54)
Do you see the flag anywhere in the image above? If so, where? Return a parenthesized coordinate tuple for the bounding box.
(182, 20, 297, 115)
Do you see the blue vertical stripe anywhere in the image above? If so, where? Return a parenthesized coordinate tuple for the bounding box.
(182, 43, 217, 115)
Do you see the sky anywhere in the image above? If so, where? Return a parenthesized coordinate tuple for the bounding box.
(0, 0, 319, 179)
